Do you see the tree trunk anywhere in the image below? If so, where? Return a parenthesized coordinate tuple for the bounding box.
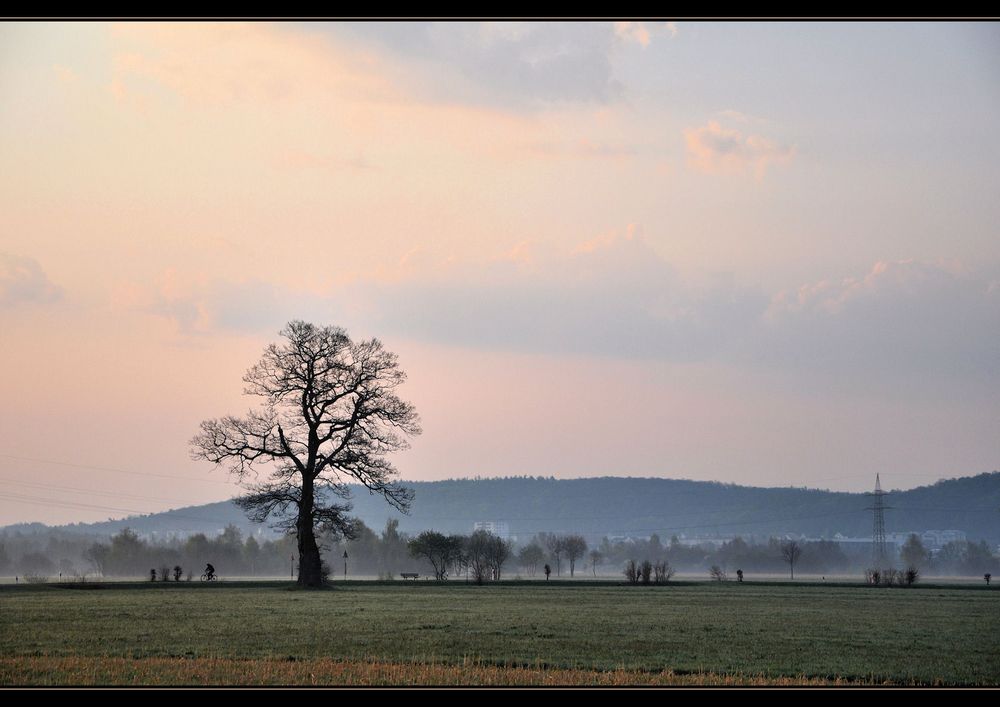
(297, 480, 323, 587)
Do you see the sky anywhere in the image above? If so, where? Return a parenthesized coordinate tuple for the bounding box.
(1, 21, 998, 525)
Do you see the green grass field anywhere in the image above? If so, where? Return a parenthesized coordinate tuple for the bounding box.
(1, 581, 997, 685)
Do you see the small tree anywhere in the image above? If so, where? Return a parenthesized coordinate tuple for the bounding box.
(149, 568, 157, 582)
(640, 560, 653, 585)
(486, 535, 512, 581)
(709, 565, 727, 582)
(653, 561, 674, 584)
(589, 549, 602, 577)
(159, 565, 171, 582)
(544, 563, 551, 581)
(563, 535, 588, 578)
(545, 535, 566, 577)
(904, 566, 919, 586)
(173, 565, 183, 582)
(780, 540, 802, 580)
(985, 573, 992, 586)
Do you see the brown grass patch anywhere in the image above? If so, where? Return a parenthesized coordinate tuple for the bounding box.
(0, 656, 901, 686)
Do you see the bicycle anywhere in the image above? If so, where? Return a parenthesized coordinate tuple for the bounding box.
(200, 573, 218, 582)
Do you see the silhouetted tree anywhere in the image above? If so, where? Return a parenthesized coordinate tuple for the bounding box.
(173, 565, 183, 582)
(544, 563, 551, 580)
(709, 564, 727, 581)
(640, 560, 653, 585)
(624, 560, 639, 585)
(563, 535, 587, 578)
(781, 540, 802, 580)
(409, 531, 462, 580)
(191, 321, 420, 587)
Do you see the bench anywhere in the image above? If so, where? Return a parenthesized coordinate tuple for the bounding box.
(400, 573, 419, 580)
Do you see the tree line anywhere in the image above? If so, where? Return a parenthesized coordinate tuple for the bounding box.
(3, 525, 997, 580)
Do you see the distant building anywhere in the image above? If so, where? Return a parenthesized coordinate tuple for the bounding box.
(473, 521, 510, 541)
(887, 530, 966, 551)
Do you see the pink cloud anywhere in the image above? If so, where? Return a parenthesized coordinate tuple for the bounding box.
(0, 254, 62, 307)
(685, 120, 794, 179)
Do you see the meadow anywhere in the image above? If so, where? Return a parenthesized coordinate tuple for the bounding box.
(1, 580, 997, 686)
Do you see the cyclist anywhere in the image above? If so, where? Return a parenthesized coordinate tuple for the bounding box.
(204, 563, 216, 580)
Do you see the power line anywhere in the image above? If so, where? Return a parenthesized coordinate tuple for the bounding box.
(0, 453, 239, 486)
(0, 476, 208, 507)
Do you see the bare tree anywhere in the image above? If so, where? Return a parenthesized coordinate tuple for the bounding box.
(544, 534, 567, 577)
(653, 561, 674, 584)
(640, 560, 653, 585)
(518, 543, 545, 576)
(589, 549, 602, 577)
(486, 534, 512, 581)
(84, 543, 109, 577)
(709, 564, 727, 582)
(466, 530, 509, 584)
(781, 540, 802, 580)
(563, 535, 587, 578)
(191, 321, 420, 587)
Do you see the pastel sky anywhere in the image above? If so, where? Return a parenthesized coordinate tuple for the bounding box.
(1, 21, 998, 525)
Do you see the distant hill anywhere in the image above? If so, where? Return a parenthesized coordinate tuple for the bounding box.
(6, 473, 999, 544)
